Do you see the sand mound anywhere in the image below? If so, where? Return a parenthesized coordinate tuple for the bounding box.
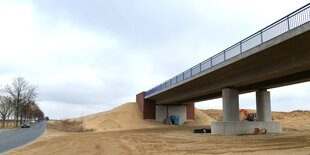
(272, 110, 310, 132)
(72, 102, 162, 132)
(184, 108, 215, 125)
(272, 110, 310, 121)
(99, 119, 121, 129)
(200, 109, 222, 121)
(73, 102, 219, 131)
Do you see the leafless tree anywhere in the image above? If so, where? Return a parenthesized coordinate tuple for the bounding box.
(2, 77, 39, 127)
(0, 96, 13, 128)
(20, 86, 37, 123)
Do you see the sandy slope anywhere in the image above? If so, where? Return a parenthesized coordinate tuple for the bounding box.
(72, 103, 215, 132)
(183, 108, 215, 126)
(71, 102, 164, 132)
(6, 103, 310, 155)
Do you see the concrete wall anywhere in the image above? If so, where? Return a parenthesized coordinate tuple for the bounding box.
(155, 105, 167, 122)
(155, 104, 187, 124)
(211, 121, 282, 135)
(136, 92, 155, 119)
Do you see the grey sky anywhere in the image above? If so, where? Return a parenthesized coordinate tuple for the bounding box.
(0, 0, 309, 119)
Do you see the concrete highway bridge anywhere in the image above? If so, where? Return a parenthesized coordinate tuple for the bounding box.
(137, 3, 310, 134)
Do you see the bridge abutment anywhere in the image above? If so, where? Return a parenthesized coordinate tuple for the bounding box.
(136, 92, 156, 120)
(136, 92, 195, 123)
(211, 88, 281, 135)
(155, 104, 187, 124)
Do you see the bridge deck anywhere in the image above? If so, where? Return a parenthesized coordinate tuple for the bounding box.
(146, 22, 310, 104)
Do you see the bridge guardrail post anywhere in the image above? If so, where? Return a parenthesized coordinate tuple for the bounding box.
(260, 30, 263, 43)
(190, 68, 192, 77)
(287, 16, 290, 31)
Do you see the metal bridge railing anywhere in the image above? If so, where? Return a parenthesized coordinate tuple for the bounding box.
(145, 3, 310, 97)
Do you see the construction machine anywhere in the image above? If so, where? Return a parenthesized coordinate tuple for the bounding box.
(239, 109, 256, 121)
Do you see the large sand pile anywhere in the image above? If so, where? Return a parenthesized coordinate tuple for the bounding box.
(273, 110, 310, 132)
(184, 108, 215, 125)
(72, 102, 163, 132)
(73, 103, 218, 131)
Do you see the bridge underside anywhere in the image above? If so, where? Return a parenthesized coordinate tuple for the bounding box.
(137, 22, 310, 134)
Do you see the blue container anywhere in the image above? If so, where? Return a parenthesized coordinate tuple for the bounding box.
(171, 115, 179, 125)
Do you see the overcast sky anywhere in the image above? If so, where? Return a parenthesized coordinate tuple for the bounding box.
(0, 0, 309, 119)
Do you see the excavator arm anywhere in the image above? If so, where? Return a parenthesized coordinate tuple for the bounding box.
(239, 109, 256, 121)
(239, 109, 250, 118)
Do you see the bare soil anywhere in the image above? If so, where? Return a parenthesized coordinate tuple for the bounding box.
(6, 103, 310, 155)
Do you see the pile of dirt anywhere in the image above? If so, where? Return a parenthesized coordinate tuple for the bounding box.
(272, 110, 310, 121)
(272, 110, 310, 132)
(184, 108, 215, 125)
(71, 102, 163, 132)
(75, 102, 217, 130)
(199, 109, 222, 121)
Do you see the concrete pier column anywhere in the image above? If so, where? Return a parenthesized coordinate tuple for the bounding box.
(256, 89, 272, 121)
(222, 88, 240, 121)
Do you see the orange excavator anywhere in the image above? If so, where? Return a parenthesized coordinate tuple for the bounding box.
(239, 109, 257, 121)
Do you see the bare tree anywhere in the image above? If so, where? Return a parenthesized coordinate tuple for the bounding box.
(29, 104, 44, 121)
(20, 86, 37, 123)
(0, 96, 13, 128)
(2, 77, 38, 127)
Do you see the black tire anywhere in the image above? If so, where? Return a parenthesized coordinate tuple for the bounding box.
(261, 128, 267, 134)
(193, 129, 201, 133)
(205, 129, 211, 133)
(201, 128, 207, 133)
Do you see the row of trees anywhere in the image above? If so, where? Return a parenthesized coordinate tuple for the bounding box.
(0, 77, 44, 127)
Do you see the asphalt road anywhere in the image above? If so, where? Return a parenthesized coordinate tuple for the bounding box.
(0, 121, 46, 154)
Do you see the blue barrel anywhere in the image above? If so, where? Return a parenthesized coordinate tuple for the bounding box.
(171, 115, 179, 125)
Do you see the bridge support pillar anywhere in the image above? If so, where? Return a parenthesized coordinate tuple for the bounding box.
(211, 88, 281, 135)
(222, 88, 239, 121)
(256, 89, 272, 121)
